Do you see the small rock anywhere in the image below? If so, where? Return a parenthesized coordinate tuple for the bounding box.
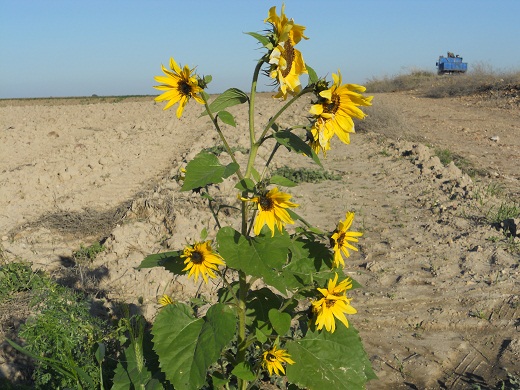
(490, 136, 500, 142)
(1, 235, 8, 241)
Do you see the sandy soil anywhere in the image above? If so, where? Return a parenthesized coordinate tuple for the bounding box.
(0, 92, 519, 388)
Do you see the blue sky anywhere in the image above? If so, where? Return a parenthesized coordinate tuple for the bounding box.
(1, 0, 519, 98)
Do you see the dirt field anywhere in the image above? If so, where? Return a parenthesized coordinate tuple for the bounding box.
(1, 90, 519, 388)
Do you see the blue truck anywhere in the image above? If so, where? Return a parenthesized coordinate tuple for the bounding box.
(436, 52, 468, 75)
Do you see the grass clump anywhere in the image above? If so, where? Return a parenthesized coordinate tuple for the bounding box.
(272, 166, 342, 183)
(0, 262, 43, 298)
(425, 64, 520, 99)
(365, 69, 436, 93)
(433, 148, 485, 178)
(73, 242, 105, 262)
(1, 262, 114, 389)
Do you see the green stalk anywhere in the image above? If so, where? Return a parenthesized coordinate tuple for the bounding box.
(201, 95, 245, 181)
(258, 86, 312, 143)
(236, 57, 265, 390)
(245, 87, 312, 182)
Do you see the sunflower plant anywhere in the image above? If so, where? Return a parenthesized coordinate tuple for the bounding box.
(120, 4, 376, 390)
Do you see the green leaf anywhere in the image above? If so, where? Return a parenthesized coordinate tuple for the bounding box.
(203, 88, 248, 115)
(245, 31, 271, 47)
(152, 303, 236, 390)
(111, 341, 164, 390)
(211, 373, 228, 388)
(270, 175, 297, 187)
(138, 251, 185, 275)
(218, 110, 237, 127)
(273, 130, 322, 167)
(255, 327, 268, 343)
(232, 362, 256, 381)
(95, 342, 105, 364)
(200, 227, 208, 241)
(269, 309, 291, 336)
(306, 64, 318, 84)
(284, 238, 334, 288)
(204, 75, 212, 84)
(235, 178, 256, 192)
(246, 287, 283, 336)
(286, 325, 376, 389)
(287, 209, 325, 235)
(251, 167, 261, 182)
(216, 227, 292, 293)
(181, 152, 239, 191)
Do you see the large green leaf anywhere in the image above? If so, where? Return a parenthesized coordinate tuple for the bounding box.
(216, 227, 292, 293)
(284, 238, 334, 288)
(181, 152, 239, 191)
(152, 303, 236, 390)
(246, 287, 283, 337)
(285, 238, 362, 291)
(203, 88, 249, 115)
(273, 130, 322, 167)
(137, 251, 184, 275)
(286, 325, 376, 389)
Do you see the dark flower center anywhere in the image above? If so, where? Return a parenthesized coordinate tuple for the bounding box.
(259, 195, 274, 211)
(191, 251, 204, 264)
(281, 39, 295, 78)
(266, 353, 277, 362)
(325, 299, 336, 308)
(336, 232, 345, 246)
(324, 94, 340, 115)
(178, 80, 193, 96)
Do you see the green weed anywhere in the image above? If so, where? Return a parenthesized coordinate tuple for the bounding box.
(0, 262, 43, 299)
(2, 262, 114, 389)
(272, 166, 342, 183)
(487, 202, 520, 225)
(73, 242, 105, 262)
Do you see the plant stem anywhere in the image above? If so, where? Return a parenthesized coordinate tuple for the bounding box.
(245, 87, 312, 181)
(259, 86, 312, 142)
(236, 270, 248, 390)
(201, 95, 245, 181)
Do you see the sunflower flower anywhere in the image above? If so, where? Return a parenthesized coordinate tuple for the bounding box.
(265, 5, 308, 99)
(262, 344, 295, 376)
(309, 71, 373, 153)
(154, 57, 204, 118)
(312, 273, 357, 333)
(330, 211, 363, 268)
(181, 241, 225, 283)
(243, 187, 299, 237)
(158, 294, 174, 307)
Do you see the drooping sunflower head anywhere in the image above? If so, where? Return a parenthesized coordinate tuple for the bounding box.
(309, 71, 373, 151)
(181, 240, 225, 283)
(154, 57, 205, 118)
(244, 187, 299, 237)
(262, 344, 295, 376)
(264, 5, 308, 99)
